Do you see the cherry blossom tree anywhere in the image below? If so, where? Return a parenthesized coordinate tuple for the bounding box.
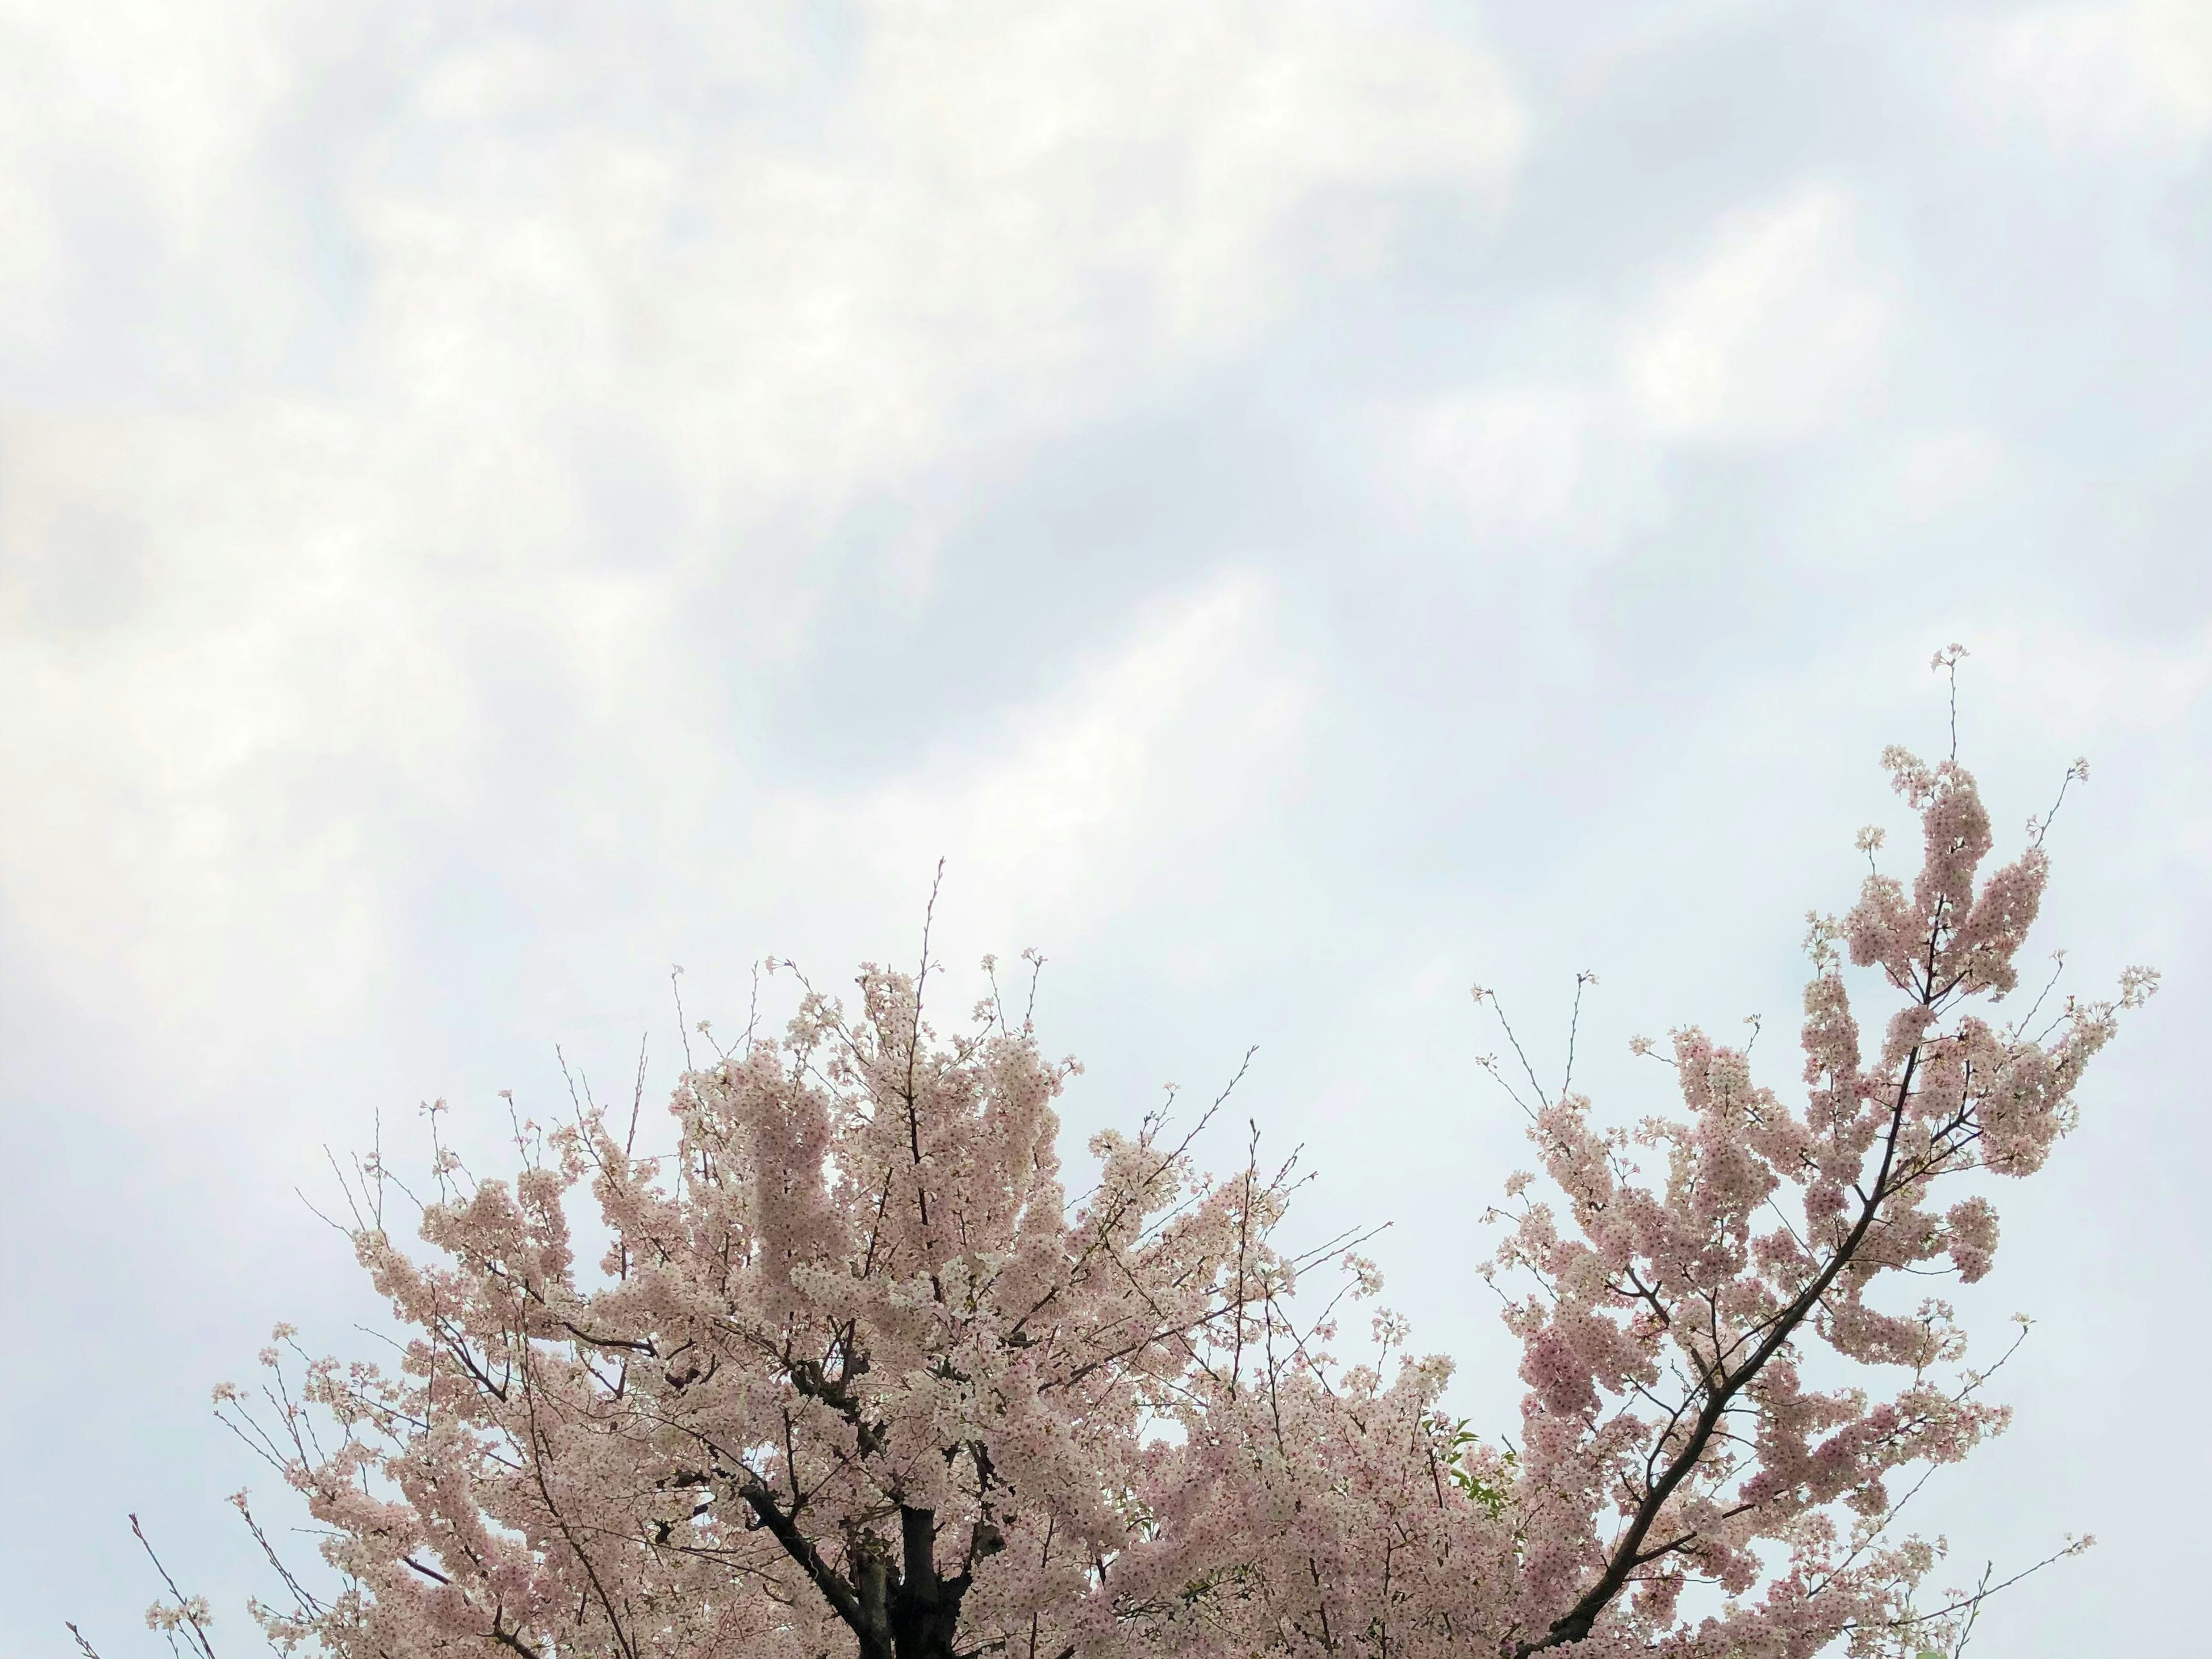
(214, 944, 1393, 1659)
(1071, 736, 2155, 1659)
(107, 722, 2152, 1659)
(1457, 738, 2156, 1657)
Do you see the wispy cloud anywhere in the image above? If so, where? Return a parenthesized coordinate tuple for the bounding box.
(1623, 183, 1890, 444)
(1977, 0, 2212, 153)
(757, 570, 1306, 948)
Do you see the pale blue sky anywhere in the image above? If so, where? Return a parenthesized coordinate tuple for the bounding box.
(4, 3, 2209, 1654)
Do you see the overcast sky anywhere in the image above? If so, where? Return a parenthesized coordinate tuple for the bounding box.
(4, 2, 2209, 1653)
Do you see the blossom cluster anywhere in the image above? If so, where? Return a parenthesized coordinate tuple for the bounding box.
(1482, 748, 2151, 1657)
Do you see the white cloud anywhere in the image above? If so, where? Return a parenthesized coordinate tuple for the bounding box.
(0, 0, 302, 381)
(328, 0, 1526, 512)
(1399, 385, 1596, 540)
(756, 573, 1306, 949)
(0, 1, 1513, 1049)
(1622, 183, 1890, 445)
(0, 171, 59, 350)
(0, 0, 293, 234)
(1387, 382, 1664, 560)
(1384, 190, 1894, 555)
(1979, 1, 2212, 152)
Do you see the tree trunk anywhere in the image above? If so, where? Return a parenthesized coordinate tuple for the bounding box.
(849, 1508, 968, 1659)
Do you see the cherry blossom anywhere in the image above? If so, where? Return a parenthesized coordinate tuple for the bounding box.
(145, 740, 2148, 1659)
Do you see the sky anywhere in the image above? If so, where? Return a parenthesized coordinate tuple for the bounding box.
(3, 1, 2209, 1653)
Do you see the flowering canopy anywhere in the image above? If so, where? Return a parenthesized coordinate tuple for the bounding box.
(1471, 744, 2153, 1656)
(190, 743, 2149, 1659)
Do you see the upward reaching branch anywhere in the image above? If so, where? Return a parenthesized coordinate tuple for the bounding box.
(1488, 743, 2152, 1656)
